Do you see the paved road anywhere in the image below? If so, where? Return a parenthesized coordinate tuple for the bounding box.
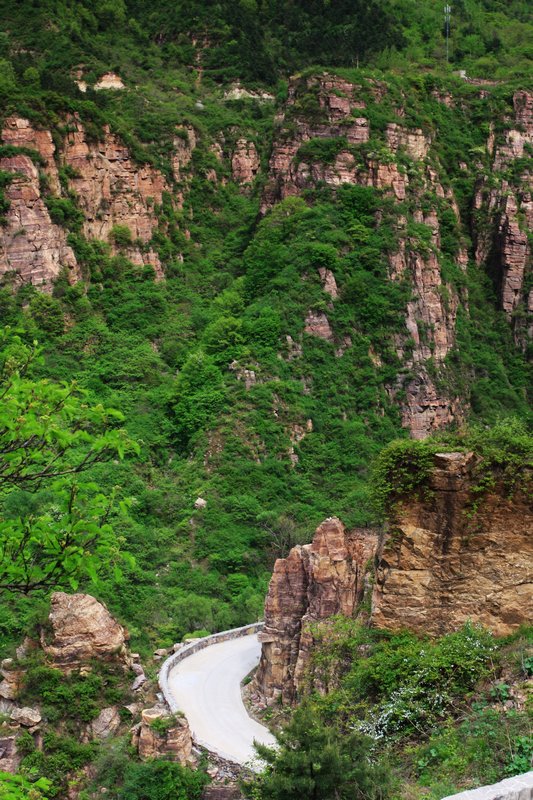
(166, 633, 277, 768)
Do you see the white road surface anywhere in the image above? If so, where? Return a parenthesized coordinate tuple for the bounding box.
(166, 633, 277, 767)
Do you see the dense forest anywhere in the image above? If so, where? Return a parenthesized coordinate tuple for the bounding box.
(0, 1, 531, 798)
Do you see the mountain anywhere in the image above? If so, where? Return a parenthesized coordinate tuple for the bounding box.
(0, 2, 531, 798)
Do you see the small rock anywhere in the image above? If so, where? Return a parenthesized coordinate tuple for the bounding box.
(154, 648, 168, 658)
(0, 735, 20, 772)
(131, 663, 144, 676)
(131, 675, 147, 692)
(10, 706, 41, 727)
(194, 497, 207, 510)
(90, 706, 121, 739)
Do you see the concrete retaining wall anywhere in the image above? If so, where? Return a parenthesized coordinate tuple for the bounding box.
(159, 621, 264, 716)
(442, 772, 533, 800)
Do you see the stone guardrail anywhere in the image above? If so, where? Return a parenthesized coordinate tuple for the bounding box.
(442, 772, 533, 800)
(158, 621, 265, 765)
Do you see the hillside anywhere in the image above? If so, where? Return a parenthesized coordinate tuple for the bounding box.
(0, 1, 531, 798)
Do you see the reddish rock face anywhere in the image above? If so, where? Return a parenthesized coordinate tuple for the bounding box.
(0, 152, 79, 287)
(256, 456, 533, 704)
(372, 453, 533, 637)
(254, 518, 378, 704)
(62, 117, 168, 276)
(231, 138, 260, 185)
(0, 115, 173, 285)
(474, 90, 533, 347)
(304, 309, 334, 341)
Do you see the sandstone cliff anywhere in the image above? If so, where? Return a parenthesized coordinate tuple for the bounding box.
(0, 115, 179, 286)
(371, 451, 533, 637)
(255, 453, 532, 704)
(254, 517, 378, 703)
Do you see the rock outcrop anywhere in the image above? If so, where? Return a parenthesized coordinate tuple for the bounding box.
(62, 117, 167, 275)
(134, 706, 195, 765)
(231, 139, 260, 185)
(474, 90, 533, 347)
(42, 592, 129, 671)
(0, 660, 24, 701)
(260, 74, 465, 438)
(0, 735, 20, 773)
(254, 517, 378, 704)
(0, 115, 172, 286)
(256, 454, 533, 703)
(371, 452, 533, 637)
(0, 116, 80, 287)
(89, 706, 121, 739)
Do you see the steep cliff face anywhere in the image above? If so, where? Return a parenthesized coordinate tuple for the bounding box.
(255, 454, 532, 703)
(372, 451, 533, 637)
(254, 517, 378, 703)
(0, 117, 79, 286)
(62, 118, 169, 275)
(261, 75, 469, 438)
(474, 90, 533, 347)
(0, 115, 177, 285)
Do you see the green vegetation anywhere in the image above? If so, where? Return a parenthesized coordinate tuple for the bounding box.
(0, 772, 50, 800)
(0, 328, 137, 595)
(245, 704, 391, 800)
(286, 620, 533, 799)
(371, 417, 533, 517)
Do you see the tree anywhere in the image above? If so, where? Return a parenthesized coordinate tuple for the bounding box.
(246, 705, 390, 800)
(0, 771, 50, 800)
(0, 328, 138, 594)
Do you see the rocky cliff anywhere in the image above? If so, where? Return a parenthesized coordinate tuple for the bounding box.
(371, 451, 533, 637)
(254, 517, 378, 703)
(1, 77, 530, 439)
(474, 90, 533, 347)
(255, 453, 533, 704)
(0, 115, 183, 286)
(260, 75, 532, 437)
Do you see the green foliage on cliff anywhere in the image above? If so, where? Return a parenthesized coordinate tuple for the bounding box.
(371, 417, 533, 518)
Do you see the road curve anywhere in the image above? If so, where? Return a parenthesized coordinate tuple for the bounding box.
(166, 633, 277, 768)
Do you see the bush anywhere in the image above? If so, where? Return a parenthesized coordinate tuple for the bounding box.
(117, 759, 208, 800)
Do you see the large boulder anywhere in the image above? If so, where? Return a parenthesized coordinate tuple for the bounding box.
(42, 592, 129, 671)
(90, 706, 121, 739)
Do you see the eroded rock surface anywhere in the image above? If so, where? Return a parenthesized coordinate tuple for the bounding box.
(372, 452, 533, 636)
(134, 706, 195, 765)
(256, 456, 533, 704)
(254, 517, 378, 704)
(42, 592, 129, 671)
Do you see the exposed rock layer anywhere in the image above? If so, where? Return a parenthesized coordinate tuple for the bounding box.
(371, 452, 533, 636)
(256, 455, 533, 703)
(254, 517, 378, 703)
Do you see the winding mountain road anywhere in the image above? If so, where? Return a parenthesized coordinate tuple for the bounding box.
(166, 633, 277, 767)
